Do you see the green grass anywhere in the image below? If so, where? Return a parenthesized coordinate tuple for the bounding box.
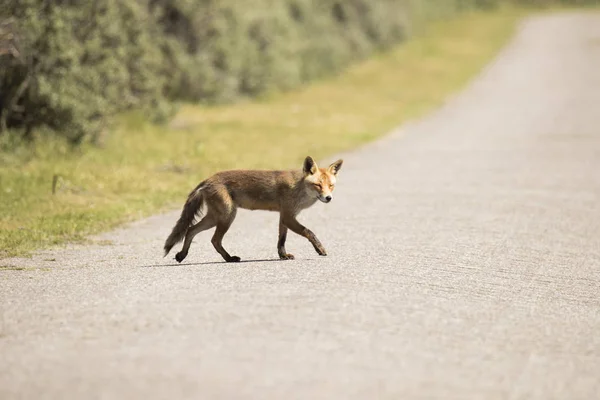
(0, 8, 525, 258)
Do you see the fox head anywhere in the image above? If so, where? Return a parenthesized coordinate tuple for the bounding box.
(302, 156, 343, 203)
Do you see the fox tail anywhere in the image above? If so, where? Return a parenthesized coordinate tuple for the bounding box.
(163, 182, 206, 256)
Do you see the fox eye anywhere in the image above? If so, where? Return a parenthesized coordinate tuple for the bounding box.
(329, 184, 334, 189)
(313, 183, 321, 188)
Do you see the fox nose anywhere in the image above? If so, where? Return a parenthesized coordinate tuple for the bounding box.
(325, 195, 332, 202)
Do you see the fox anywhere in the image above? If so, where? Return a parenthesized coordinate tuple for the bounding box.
(163, 156, 343, 263)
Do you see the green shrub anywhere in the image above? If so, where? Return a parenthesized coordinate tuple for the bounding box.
(1, 0, 597, 146)
(153, 0, 412, 102)
(0, 0, 170, 145)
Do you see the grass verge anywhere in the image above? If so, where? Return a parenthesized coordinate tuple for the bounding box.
(0, 8, 525, 258)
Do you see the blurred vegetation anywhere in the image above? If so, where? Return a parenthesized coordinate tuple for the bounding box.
(153, 0, 411, 102)
(4, 0, 594, 144)
(0, 0, 170, 145)
(1, 0, 408, 144)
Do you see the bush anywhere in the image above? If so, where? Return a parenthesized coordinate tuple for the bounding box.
(2, 0, 597, 145)
(151, 0, 411, 102)
(0, 0, 169, 144)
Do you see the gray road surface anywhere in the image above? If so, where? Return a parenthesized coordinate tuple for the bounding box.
(2, 12, 600, 400)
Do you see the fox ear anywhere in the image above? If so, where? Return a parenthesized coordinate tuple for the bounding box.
(328, 159, 343, 176)
(303, 156, 318, 175)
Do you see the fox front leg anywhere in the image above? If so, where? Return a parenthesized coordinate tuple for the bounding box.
(278, 218, 295, 260)
(281, 214, 327, 257)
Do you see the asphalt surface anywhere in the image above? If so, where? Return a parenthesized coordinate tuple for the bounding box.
(2, 12, 600, 400)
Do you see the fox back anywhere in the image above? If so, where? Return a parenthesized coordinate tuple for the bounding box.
(203, 157, 342, 213)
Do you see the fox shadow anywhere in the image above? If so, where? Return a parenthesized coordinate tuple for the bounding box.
(140, 258, 287, 268)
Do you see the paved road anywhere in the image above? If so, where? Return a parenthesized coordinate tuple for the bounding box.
(2, 12, 600, 400)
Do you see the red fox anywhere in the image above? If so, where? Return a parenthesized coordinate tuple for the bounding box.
(164, 156, 343, 263)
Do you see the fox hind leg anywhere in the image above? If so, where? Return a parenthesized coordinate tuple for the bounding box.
(175, 214, 216, 263)
(211, 208, 240, 262)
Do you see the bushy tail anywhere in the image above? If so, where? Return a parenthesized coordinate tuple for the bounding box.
(164, 182, 206, 256)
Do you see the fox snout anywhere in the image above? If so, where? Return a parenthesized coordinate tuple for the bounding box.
(318, 194, 333, 203)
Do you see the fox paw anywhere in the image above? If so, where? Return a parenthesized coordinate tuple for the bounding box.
(317, 249, 327, 256)
(226, 256, 241, 263)
(279, 253, 295, 260)
(175, 252, 187, 263)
